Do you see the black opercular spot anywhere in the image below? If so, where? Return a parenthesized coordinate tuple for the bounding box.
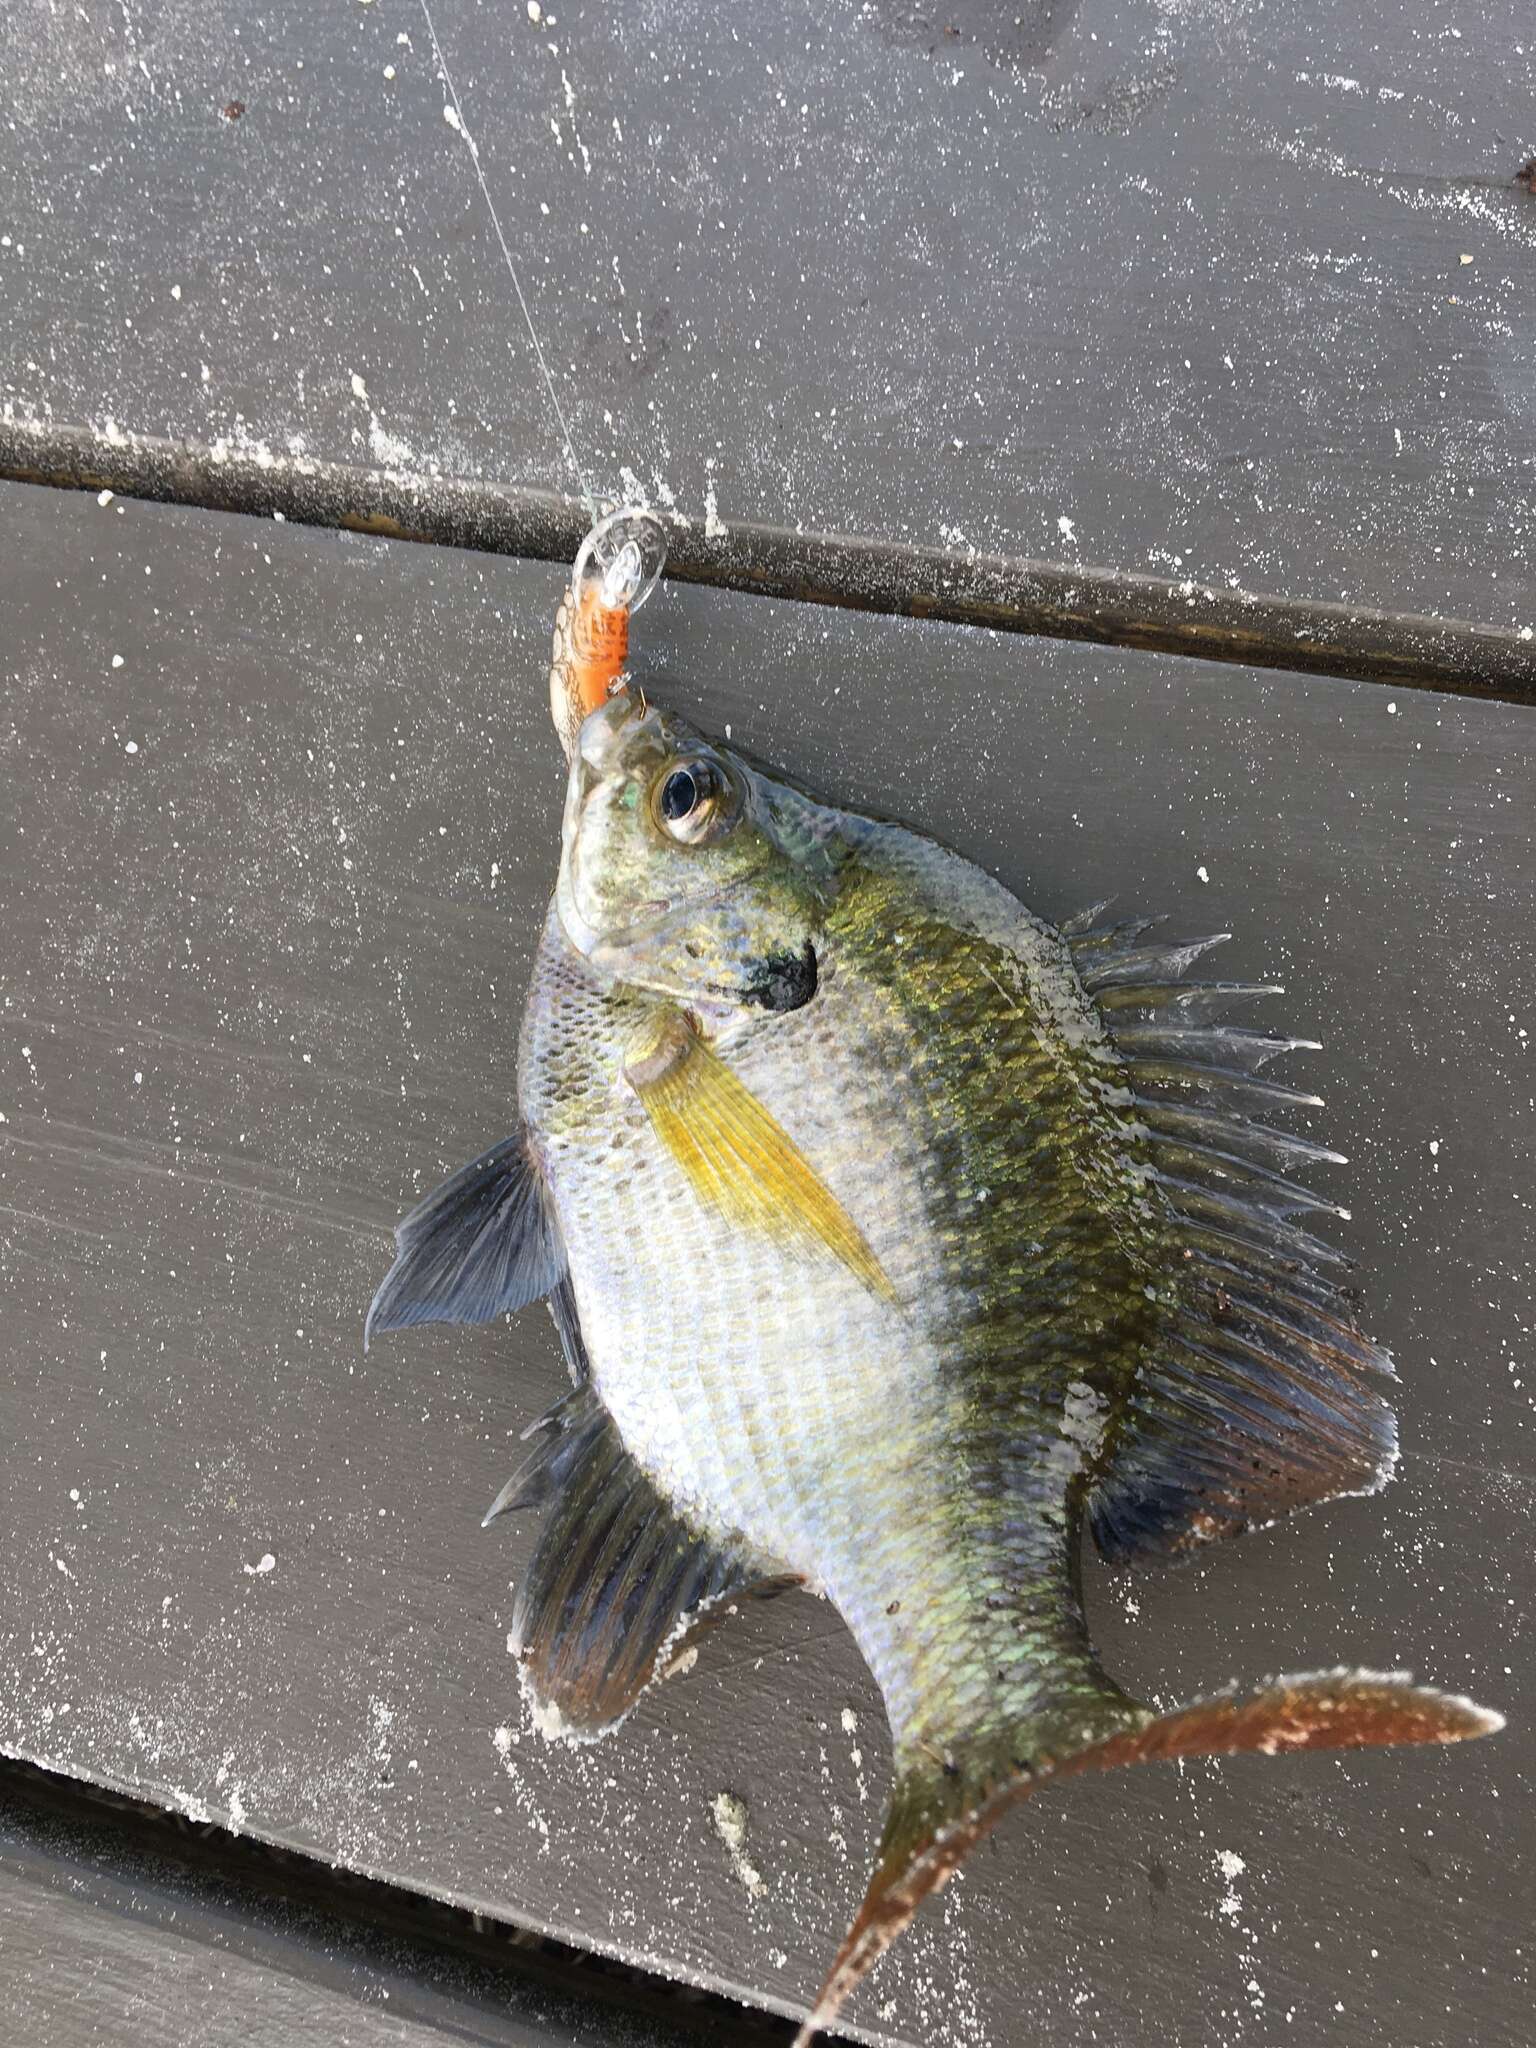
(659, 767, 698, 821)
(744, 940, 818, 1013)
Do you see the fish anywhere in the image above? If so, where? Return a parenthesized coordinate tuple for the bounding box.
(368, 591, 1502, 2040)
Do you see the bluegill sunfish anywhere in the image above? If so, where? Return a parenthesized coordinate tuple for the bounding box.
(369, 652, 1500, 2040)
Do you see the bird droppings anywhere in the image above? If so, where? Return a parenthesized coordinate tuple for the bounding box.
(711, 1790, 766, 1898)
(241, 1552, 276, 1576)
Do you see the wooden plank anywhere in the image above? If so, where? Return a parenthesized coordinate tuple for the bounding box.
(5, 418, 1535, 704)
(0, 3, 1532, 626)
(0, 1758, 760, 2048)
(0, 1862, 507, 2048)
(1, 478, 1531, 2047)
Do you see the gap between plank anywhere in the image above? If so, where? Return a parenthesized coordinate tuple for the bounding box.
(0, 1749, 799, 2046)
(1, 415, 1532, 705)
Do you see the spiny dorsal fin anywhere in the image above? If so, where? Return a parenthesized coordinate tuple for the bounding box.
(365, 1131, 565, 1349)
(625, 1008, 895, 1302)
(495, 1385, 797, 1740)
(1064, 914, 1396, 1563)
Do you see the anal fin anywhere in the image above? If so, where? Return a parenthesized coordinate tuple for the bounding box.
(494, 1386, 798, 1740)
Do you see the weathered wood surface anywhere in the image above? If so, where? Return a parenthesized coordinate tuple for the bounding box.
(1, 479, 1532, 2046)
(7, 417, 1536, 707)
(0, 1859, 505, 2048)
(0, 1760, 766, 2048)
(0, 1, 1532, 626)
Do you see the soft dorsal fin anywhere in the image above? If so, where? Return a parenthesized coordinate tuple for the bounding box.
(625, 1008, 895, 1302)
(490, 1384, 798, 1739)
(366, 1132, 564, 1349)
(1062, 914, 1397, 1563)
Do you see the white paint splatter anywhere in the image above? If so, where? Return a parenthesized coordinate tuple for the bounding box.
(368, 415, 415, 467)
(711, 1790, 766, 1897)
(1216, 1848, 1246, 1919)
(491, 1724, 551, 1846)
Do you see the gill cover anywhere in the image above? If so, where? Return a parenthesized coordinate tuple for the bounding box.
(556, 694, 845, 1013)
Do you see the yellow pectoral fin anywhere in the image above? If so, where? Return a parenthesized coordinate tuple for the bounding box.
(625, 1011, 895, 1303)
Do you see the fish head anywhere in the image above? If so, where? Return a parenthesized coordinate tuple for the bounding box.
(556, 693, 843, 1013)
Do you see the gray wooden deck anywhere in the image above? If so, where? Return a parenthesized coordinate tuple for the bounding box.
(1, 0, 1533, 623)
(1, 4, 1531, 2045)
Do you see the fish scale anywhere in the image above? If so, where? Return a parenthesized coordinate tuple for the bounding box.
(369, 686, 1502, 2043)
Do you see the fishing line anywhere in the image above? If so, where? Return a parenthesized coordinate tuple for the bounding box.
(417, 0, 598, 524)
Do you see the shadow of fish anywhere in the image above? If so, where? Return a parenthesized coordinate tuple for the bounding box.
(367, 687, 1501, 2041)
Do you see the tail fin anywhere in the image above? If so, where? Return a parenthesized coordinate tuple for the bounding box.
(795, 1669, 1501, 2047)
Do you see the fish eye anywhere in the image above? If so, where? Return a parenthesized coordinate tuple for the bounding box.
(652, 756, 737, 846)
(659, 767, 698, 821)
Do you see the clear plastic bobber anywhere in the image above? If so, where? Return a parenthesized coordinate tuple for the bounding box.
(570, 505, 669, 617)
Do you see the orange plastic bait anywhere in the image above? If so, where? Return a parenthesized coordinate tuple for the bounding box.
(549, 508, 668, 761)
